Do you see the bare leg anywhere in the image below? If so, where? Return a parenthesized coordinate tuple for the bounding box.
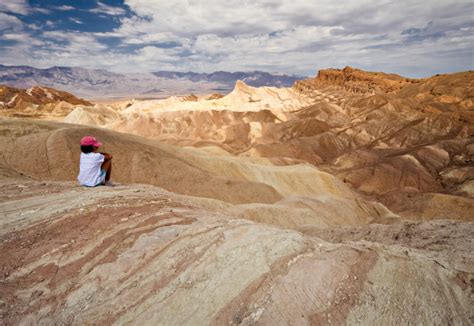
(101, 159, 112, 182)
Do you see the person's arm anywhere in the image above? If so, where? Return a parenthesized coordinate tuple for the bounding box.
(100, 152, 113, 161)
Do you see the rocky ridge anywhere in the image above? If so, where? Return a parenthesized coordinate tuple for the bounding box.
(294, 66, 421, 94)
(0, 85, 92, 118)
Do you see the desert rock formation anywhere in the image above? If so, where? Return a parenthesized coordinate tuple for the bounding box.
(294, 66, 420, 94)
(0, 118, 395, 230)
(0, 177, 472, 325)
(62, 68, 474, 219)
(0, 85, 92, 119)
(1, 67, 473, 325)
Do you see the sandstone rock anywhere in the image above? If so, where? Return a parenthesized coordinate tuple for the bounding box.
(0, 85, 92, 118)
(57, 69, 474, 219)
(1, 66, 473, 323)
(0, 180, 472, 325)
(294, 66, 420, 95)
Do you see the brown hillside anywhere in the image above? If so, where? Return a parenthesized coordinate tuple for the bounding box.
(294, 66, 421, 94)
(0, 85, 92, 118)
(60, 69, 474, 220)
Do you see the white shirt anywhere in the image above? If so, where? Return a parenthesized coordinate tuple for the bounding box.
(78, 152, 104, 186)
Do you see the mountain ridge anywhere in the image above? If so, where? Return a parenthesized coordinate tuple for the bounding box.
(0, 64, 303, 98)
(294, 66, 421, 94)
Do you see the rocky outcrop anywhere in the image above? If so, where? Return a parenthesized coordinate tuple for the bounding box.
(206, 93, 224, 100)
(398, 70, 474, 114)
(0, 85, 92, 118)
(0, 85, 92, 108)
(0, 179, 472, 325)
(294, 66, 420, 94)
(63, 81, 314, 150)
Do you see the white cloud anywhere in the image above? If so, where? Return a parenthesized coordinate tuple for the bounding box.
(0, 31, 43, 48)
(54, 5, 75, 11)
(69, 17, 84, 25)
(0, 0, 50, 15)
(41, 31, 107, 51)
(135, 46, 182, 62)
(0, 0, 29, 15)
(45, 20, 55, 28)
(0, 12, 23, 31)
(28, 23, 40, 30)
(31, 7, 51, 14)
(1, 0, 473, 76)
(89, 0, 469, 75)
(90, 2, 126, 16)
(1, 32, 28, 41)
(0, 30, 112, 69)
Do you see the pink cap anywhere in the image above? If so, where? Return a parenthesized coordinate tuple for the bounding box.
(80, 136, 102, 147)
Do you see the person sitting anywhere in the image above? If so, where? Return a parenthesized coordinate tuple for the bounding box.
(77, 136, 114, 187)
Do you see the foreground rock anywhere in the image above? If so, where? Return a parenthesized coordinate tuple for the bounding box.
(0, 178, 472, 325)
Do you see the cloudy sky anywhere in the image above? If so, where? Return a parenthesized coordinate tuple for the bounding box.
(0, 0, 473, 77)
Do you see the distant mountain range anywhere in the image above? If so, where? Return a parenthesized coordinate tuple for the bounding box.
(0, 65, 303, 98)
(152, 71, 299, 87)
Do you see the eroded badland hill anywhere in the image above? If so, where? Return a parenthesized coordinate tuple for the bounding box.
(0, 66, 473, 325)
